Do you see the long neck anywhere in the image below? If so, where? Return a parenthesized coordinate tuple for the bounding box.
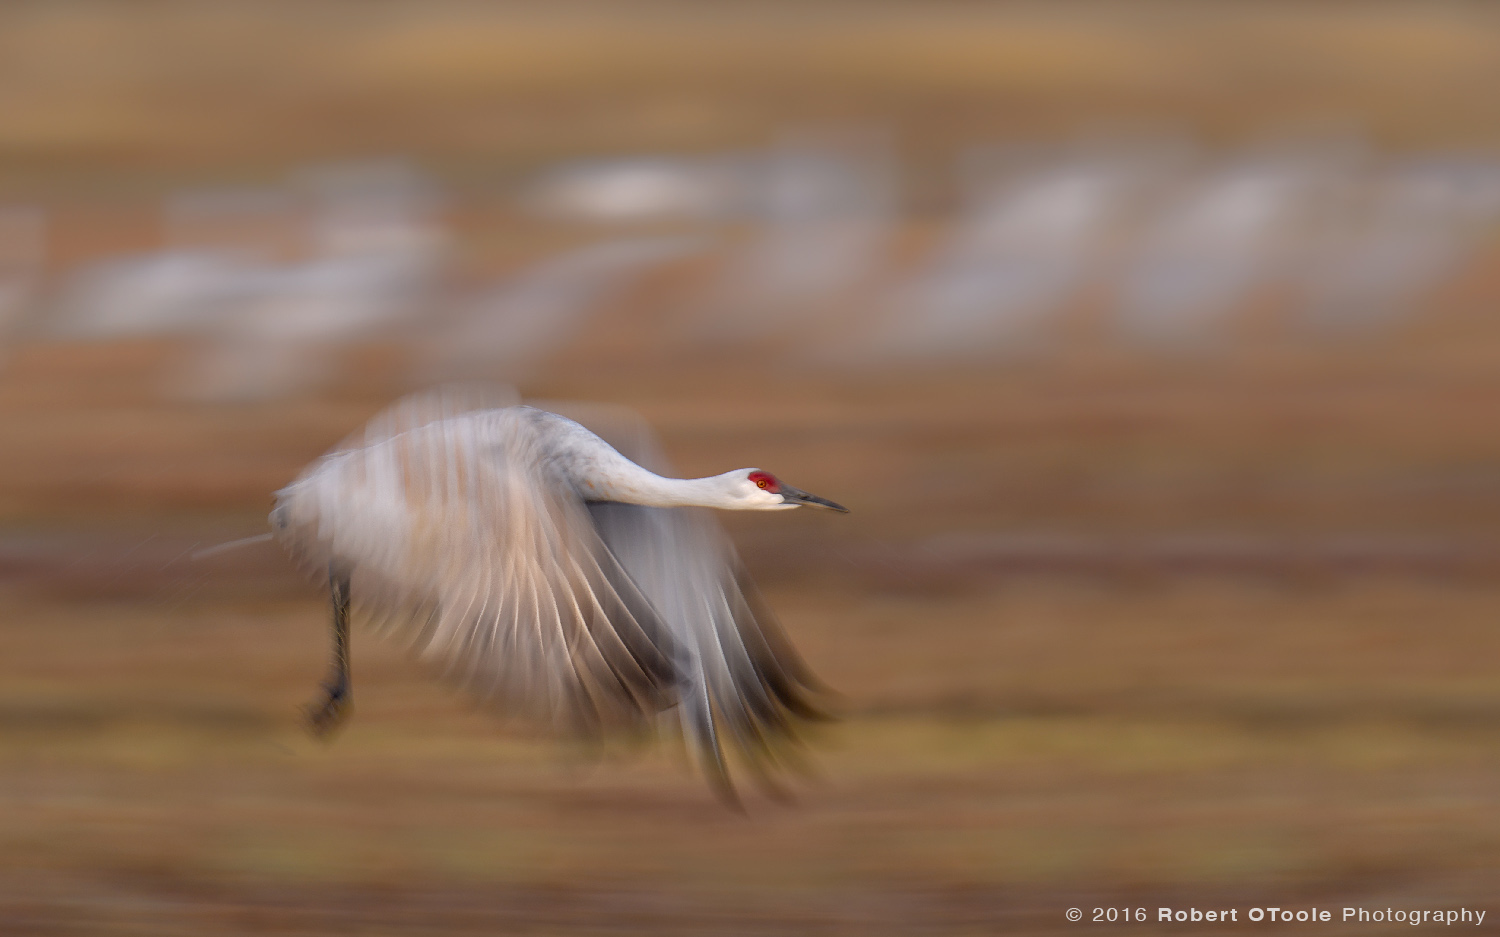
(584, 464, 735, 508)
(537, 411, 735, 508)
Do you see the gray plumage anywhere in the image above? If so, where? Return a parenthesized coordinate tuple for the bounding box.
(271, 386, 844, 802)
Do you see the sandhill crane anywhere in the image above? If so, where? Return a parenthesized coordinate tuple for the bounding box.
(270, 388, 847, 804)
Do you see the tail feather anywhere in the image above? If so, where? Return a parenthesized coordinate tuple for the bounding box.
(190, 533, 275, 560)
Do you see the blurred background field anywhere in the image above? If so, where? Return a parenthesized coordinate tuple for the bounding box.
(3, 1, 1500, 933)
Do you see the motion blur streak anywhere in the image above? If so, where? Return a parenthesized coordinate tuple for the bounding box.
(2, 3, 1500, 935)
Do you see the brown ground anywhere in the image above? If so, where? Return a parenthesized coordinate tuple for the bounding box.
(4, 325, 1500, 934)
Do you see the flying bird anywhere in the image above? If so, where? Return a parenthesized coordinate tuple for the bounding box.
(270, 387, 847, 803)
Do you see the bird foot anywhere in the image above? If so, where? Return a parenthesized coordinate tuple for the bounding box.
(304, 683, 351, 740)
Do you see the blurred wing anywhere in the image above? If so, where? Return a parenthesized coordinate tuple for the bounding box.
(287, 401, 681, 735)
(332, 382, 521, 452)
(534, 400, 827, 801)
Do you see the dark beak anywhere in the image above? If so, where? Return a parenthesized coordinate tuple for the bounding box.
(780, 483, 849, 513)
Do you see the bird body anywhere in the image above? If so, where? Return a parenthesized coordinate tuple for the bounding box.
(271, 389, 845, 801)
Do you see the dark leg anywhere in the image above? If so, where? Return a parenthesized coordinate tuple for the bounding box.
(306, 567, 352, 738)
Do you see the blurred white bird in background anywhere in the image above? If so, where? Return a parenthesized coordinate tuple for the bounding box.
(521, 156, 745, 224)
(421, 235, 705, 384)
(1113, 151, 1338, 345)
(270, 387, 847, 805)
(869, 145, 1163, 361)
(694, 132, 895, 346)
(179, 161, 447, 401)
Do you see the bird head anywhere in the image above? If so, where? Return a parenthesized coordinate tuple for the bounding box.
(722, 468, 849, 512)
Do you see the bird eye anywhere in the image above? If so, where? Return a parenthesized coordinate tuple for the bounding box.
(748, 471, 779, 492)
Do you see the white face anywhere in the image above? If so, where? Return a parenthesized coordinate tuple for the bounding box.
(727, 468, 798, 510)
